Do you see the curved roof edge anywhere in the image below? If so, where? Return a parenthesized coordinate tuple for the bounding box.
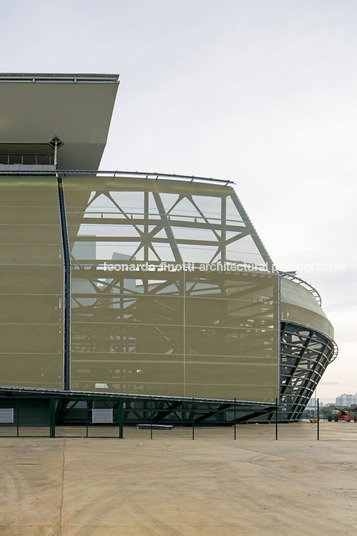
(280, 277, 334, 339)
(279, 271, 322, 305)
(0, 169, 234, 185)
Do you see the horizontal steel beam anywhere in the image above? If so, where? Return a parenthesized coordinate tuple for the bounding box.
(0, 385, 274, 406)
(81, 217, 247, 233)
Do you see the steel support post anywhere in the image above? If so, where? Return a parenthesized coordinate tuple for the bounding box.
(192, 398, 195, 440)
(57, 176, 71, 391)
(50, 397, 56, 438)
(221, 196, 227, 264)
(86, 401, 89, 438)
(233, 397, 237, 440)
(118, 399, 124, 439)
(16, 398, 19, 438)
(150, 398, 153, 440)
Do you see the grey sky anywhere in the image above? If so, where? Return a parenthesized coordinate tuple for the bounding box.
(1, 0, 356, 400)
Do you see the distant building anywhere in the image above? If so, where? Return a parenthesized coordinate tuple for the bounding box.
(336, 394, 355, 406)
(306, 399, 324, 408)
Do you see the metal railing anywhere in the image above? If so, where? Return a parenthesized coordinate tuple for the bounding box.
(279, 271, 322, 306)
(0, 168, 234, 185)
(1, 395, 350, 442)
(0, 153, 54, 165)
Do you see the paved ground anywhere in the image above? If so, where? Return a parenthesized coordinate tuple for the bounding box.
(1, 423, 357, 535)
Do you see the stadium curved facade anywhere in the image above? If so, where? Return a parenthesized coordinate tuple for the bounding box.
(0, 74, 337, 425)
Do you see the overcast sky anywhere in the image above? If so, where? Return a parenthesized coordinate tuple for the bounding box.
(2, 0, 356, 401)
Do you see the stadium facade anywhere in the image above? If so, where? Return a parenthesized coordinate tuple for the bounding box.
(0, 74, 337, 427)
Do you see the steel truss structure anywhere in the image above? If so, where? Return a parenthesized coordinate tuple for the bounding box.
(63, 173, 279, 402)
(0, 390, 276, 432)
(279, 320, 337, 422)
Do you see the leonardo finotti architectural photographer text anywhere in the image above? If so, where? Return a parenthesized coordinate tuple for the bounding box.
(97, 261, 348, 273)
(98, 261, 268, 272)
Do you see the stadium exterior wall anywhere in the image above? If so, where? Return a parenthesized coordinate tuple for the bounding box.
(0, 172, 337, 422)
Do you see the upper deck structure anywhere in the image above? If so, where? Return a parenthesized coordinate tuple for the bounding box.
(0, 73, 119, 171)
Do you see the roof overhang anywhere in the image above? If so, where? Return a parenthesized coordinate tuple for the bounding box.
(0, 73, 119, 170)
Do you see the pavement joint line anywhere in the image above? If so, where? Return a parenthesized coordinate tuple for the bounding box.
(57, 438, 66, 536)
